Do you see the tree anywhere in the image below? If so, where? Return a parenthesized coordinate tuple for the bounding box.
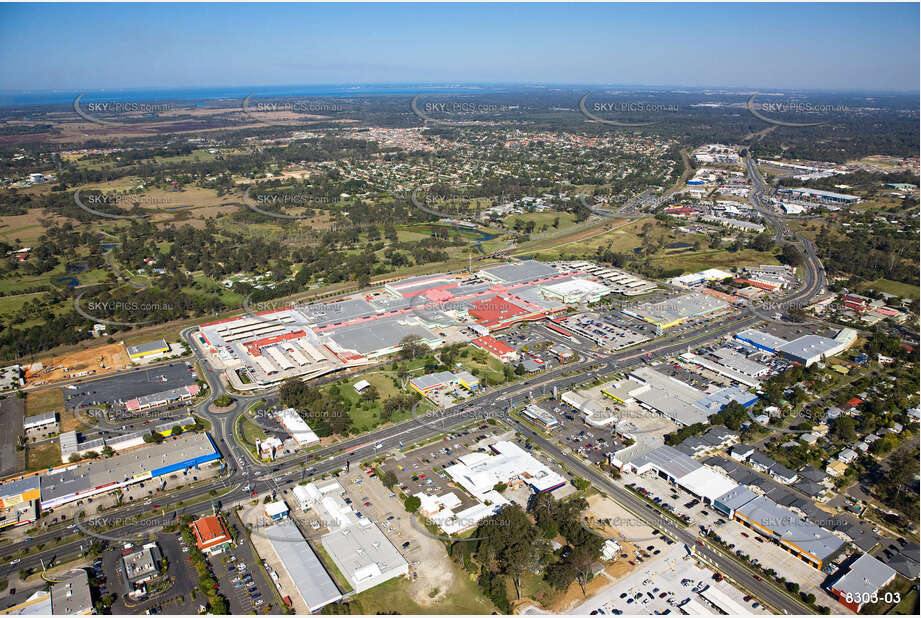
(213, 393, 233, 407)
(781, 244, 803, 266)
(751, 232, 775, 252)
(475, 505, 540, 600)
(359, 385, 379, 402)
(831, 416, 857, 442)
(493, 482, 507, 493)
(380, 469, 399, 489)
(404, 495, 421, 513)
(399, 335, 427, 360)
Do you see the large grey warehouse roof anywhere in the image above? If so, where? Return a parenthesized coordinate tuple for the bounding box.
(634, 385, 711, 427)
(735, 328, 788, 351)
(715, 485, 757, 513)
(324, 316, 437, 355)
(777, 335, 841, 360)
(629, 292, 728, 325)
(629, 445, 702, 480)
(712, 348, 768, 376)
(736, 496, 845, 562)
(300, 298, 379, 328)
(410, 371, 457, 391)
(832, 553, 897, 600)
(480, 260, 558, 284)
(508, 285, 568, 311)
(0, 474, 40, 501)
(41, 433, 217, 503)
(264, 519, 342, 612)
(322, 520, 408, 592)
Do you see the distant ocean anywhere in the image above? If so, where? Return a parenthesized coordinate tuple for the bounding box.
(0, 84, 504, 107)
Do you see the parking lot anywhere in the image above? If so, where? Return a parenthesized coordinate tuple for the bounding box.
(380, 422, 508, 506)
(557, 312, 651, 351)
(492, 327, 563, 371)
(567, 543, 772, 615)
(64, 362, 198, 411)
(106, 532, 198, 616)
(529, 399, 622, 465)
(205, 515, 280, 615)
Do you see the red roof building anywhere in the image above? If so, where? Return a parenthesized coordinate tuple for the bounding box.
(471, 335, 518, 363)
(468, 296, 543, 331)
(189, 515, 232, 555)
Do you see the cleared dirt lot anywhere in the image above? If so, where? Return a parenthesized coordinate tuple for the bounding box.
(24, 342, 130, 386)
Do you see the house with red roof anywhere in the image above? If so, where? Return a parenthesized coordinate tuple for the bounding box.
(189, 515, 232, 555)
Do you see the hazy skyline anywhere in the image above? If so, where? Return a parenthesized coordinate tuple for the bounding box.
(1, 2, 918, 93)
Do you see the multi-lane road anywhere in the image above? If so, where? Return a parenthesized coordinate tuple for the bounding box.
(1, 165, 827, 613)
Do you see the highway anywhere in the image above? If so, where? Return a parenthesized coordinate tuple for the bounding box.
(1, 162, 826, 613)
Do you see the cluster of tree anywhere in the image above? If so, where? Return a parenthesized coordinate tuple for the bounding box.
(874, 447, 920, 519)
(708, 400, 750, 431)
(530, 493, 604, 595)
(814, 221, 919, 286)
(278, 378, 352, 435)
(380, 393, 418, 423)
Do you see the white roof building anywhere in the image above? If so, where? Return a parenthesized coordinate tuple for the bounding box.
(292, 483, 323, 510)
(444, 440, 567, 500)
(275, 408, 319, 445)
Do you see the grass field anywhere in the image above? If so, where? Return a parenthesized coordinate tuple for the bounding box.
(343, 566, 494, 615)
(649, 247, 780, 272)
(859, 278, 920, 300)
(335, 372, 407, 432)
(506, 211, 577, 232)
(25, 441, 61, 471)
(58, 409, 90, 433)
(519, 215, 780, 274)
(456, 346, 507, 385)
(239, 417, 267, 445)
(25, 388, 64, 416)
(892, 587, 919, 615)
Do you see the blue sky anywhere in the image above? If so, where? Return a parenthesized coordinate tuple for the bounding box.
(1, 2, 918, 92)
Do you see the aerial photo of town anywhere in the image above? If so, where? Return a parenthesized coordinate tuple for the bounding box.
(0, 1, 918, 617)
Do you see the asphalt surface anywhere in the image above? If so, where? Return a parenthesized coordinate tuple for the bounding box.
(1, 162, 827, 614)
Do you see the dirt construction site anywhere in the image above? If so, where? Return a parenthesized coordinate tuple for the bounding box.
(23, 342, 131, 386)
